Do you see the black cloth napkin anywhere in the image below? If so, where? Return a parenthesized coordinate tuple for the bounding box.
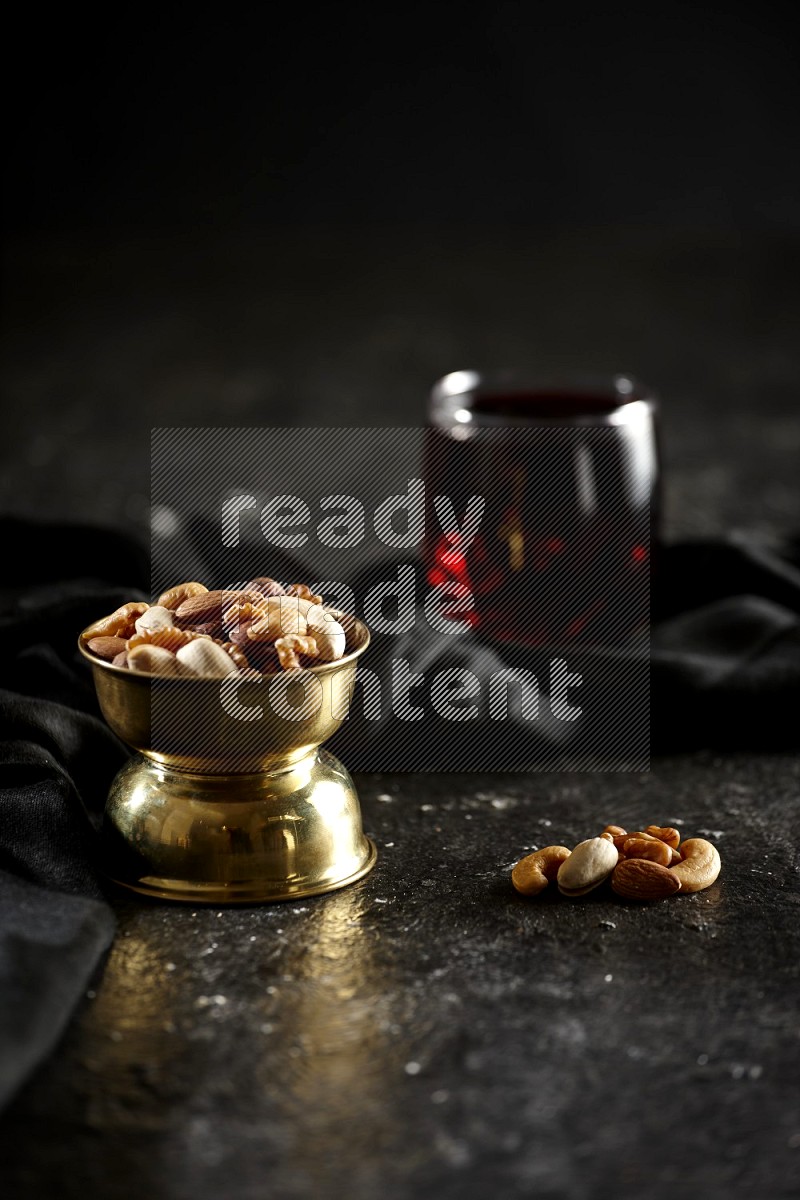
(1, 515, 799, 1113)
(0, 518, 149, 1111)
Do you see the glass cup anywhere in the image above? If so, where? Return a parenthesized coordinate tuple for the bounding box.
(421, 369, 661, 650)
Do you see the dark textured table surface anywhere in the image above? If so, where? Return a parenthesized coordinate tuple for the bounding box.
(1, 225, 799, 1198)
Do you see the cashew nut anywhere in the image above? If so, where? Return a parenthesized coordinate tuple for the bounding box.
(511, 846, 571, 896)
(176, 639, 239, 678)
(83, 601, 149, 641)
(134, 605, 175, 636)
(128, 644, 181, 676)
(669, 837, 721, 893)
(305, 603, 346, 661)
(156, 580, 208, 609)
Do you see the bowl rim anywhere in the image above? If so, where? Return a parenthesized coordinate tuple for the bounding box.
(77, 608, 371, 681)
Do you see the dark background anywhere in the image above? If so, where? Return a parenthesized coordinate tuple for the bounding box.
(2, 1, 799, 554)
(6, 2, 800, 234)
(3, 0, 798, 733)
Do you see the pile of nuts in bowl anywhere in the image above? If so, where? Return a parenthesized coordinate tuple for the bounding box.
(511, 825, 721, 902)
(80, 578, 350, 677)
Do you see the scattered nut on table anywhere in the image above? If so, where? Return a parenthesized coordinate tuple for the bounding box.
(511, 823, 722, 903)
(668, 838, 722, 893)
(511, 846, 571, 896)
(556, 837, 618, 896)
(611, 858, 682, 901)
(81, 576, 351, 678)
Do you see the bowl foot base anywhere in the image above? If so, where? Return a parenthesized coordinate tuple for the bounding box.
(104, 841, 378, 904)
(100, 748, 378, 905)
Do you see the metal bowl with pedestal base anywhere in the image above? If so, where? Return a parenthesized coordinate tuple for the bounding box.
(78, 615, 376, 904)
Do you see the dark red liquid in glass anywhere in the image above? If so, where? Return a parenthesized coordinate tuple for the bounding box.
(471, 390, 624, 420)
(423, 385, 659, 649)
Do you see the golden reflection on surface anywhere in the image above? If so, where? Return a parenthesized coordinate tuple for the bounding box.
(90, 923, 182, 1036)
(77, 916, 188, 1131)
(254, 886, 401, 1111)
(72, 881, 414, 1150)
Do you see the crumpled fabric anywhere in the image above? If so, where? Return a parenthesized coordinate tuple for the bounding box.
(0, 517, 148, 1110)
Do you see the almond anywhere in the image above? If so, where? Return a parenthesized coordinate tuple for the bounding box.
(611, 858, 682, 901)
(174, 589, 263, 626)
(86, 635, 128, 660)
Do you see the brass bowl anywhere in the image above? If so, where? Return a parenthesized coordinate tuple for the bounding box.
(78, 615, 377, 904)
